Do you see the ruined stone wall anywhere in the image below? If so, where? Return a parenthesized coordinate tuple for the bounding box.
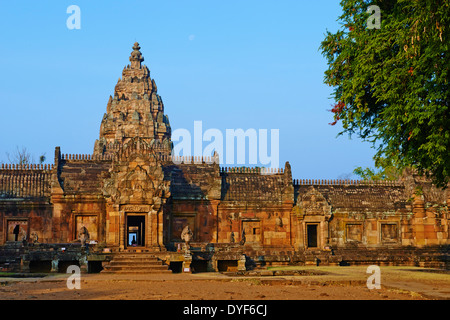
(216, 166, 294, 248)
(0, 200, 53, 245)
(1, 155, 448, 252)
(50, 153, 110, 244)
(293, 178, 449, 250)
(163, 158, 221, 245)
(0, 165, 53, 245)
(1, 41, 448, 257)
(405, 173, 450, 247)
(163, 162, 295, 248)
(0, 164, 52, 198)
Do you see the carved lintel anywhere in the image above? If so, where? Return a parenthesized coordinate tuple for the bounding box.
(121, 205, 150, 212)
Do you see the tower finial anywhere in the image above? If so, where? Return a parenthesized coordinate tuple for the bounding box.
(129, 42, 144, 69)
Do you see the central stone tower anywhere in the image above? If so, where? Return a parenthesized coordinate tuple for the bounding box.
(93, 42, 172, 156)
(93, 42, 173, 251)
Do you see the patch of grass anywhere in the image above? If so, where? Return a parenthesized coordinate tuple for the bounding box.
(0, 272, 16, 277)
(231, 278, 263, 286)
(387, 288, 425, 299)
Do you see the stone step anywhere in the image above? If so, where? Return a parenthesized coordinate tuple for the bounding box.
(109, 259, 160, 264)
(113, 255, 159, 260)
(102, 266, 171, 273)
(101, 269, 172, 274)
(113, 255, 159, 261)
(101, 253, 172, 274)
(120, 249, 160, 253)
(108, 261, 166, 267)
(103, 265, 170, 271)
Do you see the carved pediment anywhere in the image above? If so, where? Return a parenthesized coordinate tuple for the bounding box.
(102, 137, 170, 205)
(117, 165, 154, 203)
(296, 187, 332, 219)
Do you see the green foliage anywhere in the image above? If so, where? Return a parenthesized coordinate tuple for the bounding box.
(354, 157, 401, 180)
(39, 154, 46, 164)
(320, 0, 450, 187)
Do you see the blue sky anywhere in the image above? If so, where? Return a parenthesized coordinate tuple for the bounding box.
(0, 0, 377, 180)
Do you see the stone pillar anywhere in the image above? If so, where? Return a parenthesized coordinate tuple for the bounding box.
(106, 204, 120, 248)
(20, 258, 30, 273)
(207, 259, 216, 272)
(147, 206, 165, 251)
(79, 255, 88, 274)
(294, 217, 304, 250)
(157, 206, 164, 247)
(413, 194, 426, 218)
(182, 253, 192, 273)
(148, 208, 158, 249)
(413, 194, 426, 247)
(119, 210, 125, 251)
(237, 255, 246, 271)
(325, 217, 332, 247)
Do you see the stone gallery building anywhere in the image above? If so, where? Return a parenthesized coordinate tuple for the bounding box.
(0, 43, 448, 273)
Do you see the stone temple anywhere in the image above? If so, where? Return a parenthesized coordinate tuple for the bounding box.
(0, 43, 448, 273)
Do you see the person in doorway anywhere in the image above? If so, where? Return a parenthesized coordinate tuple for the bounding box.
(131, 235, 136, 246)
(13, 224, 20, 241)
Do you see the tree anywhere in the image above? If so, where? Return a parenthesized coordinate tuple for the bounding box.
(6, 146, 46, 165)
(6, 146, 33, 165)
(353, 158, 401, 181)
(320, 0, 449, 187)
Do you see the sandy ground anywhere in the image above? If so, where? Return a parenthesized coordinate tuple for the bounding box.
(0, 266, 448, 300)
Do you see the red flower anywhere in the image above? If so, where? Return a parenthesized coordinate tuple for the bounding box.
(329, 101, 345, 125)
(330, 101, 345, 114)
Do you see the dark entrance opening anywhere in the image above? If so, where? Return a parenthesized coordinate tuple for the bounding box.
(88, 261, 104, 273)
(307, 224, 318, 248)
(58, 261, 80, 273)
(191, 260, 208, 273)
(29, 260, 52, 273)
(169, 262, 182, 273)
(218, 260, 238, 272)
(127, 215, 145, 247)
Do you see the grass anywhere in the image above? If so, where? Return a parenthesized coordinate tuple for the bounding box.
(230, 278, 263, 285)
(0, 272, 18, 277)
(266, 265, 450, 283)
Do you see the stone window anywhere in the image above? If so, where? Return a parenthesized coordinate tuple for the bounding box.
(346, 224, 363, 242)
(75, 215, 98, 241)
(6, 219, 28, 242)
(242, 220, 261, 243)
(381, 223, 398, 242)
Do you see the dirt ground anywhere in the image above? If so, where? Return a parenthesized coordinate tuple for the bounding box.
(0, 266, 449, 300)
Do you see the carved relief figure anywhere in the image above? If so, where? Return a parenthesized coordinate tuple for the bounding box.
(79, 225, 90, 251)
(181, 225, 193, 248)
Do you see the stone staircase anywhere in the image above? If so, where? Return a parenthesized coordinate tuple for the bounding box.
(101, 252, 172, 274)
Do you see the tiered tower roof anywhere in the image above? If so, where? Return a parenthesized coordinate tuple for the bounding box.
(94, 42, 172, 156)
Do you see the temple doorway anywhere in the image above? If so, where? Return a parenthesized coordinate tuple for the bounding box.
(126, 215, 146, 247)
(307, 224, 318, 248)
